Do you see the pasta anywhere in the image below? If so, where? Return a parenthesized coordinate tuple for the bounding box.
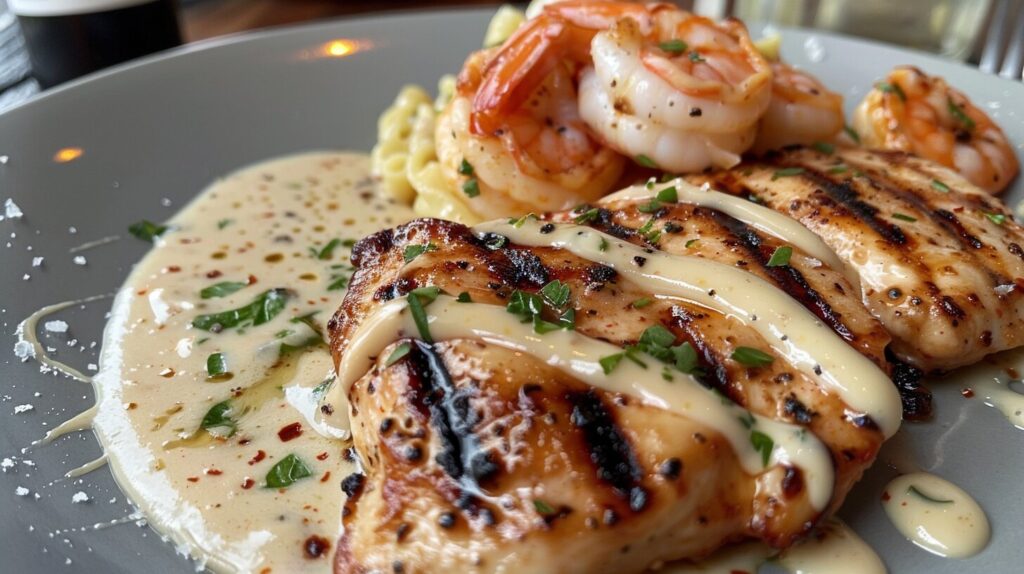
(370, 5, 527, 222)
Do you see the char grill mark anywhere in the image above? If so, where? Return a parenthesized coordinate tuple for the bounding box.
(490, 247, 551, 288)
(405, 341, 497, 492)
(710, 210, 856, 343)
(934, 209, 985, 249)
(568, 390, 649, 513)
(885, 349, 932, 420)
(670, 306, 729, 395)
(793, 167, 909, 246)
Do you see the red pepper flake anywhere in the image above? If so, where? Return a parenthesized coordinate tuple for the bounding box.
(320, 471, 331, 483)
(881, 491, 891, 502)
(238, 437, 251, 445)
(187, 477, 199, 483)
(206, 270, 223, 278)
(961, 388, 974, 398)
(205, 468, 223, 476)
(278, 422, 303, 442)
(316, 452, 329, 461)
(164, 265, 181, 273)
(136, 289, 148, 296)
(247, 274, 259, 285)
(241, 477, 255, 490)
(303, 535, 331, 559)
(248, 450, 267, 465)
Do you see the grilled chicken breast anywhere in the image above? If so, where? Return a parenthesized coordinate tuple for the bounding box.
(689, 146, 1024, 373)
(327, 197, 898, 573)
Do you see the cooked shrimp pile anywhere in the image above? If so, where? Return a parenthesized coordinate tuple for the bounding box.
(854, 65, 1020, 194)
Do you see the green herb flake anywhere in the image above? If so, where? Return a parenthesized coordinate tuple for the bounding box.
(659, 39, 688, 54)
(750, 430, 774, 467)
(635, 154, 658, 169)
(557, 308, 576, 330)
(507, 290, 544, 321)
(599, 353, 625, 375)
(598, 237, 609, 251)
(217, 219, 233, 230)
(316, 238, 343, 260)
(672, 342, 698, 374)
(688, 51, 705, 62)
(509, 213, 538, 228)
(462, 178, 481, 198)
(128, 220, 168, 243)
(637, 199, 662, 214)
(772, 167, 806, 181)
(574, 208, 600, 225)
(685, 238, 699, 248)
(410, 285, 442, 303)
(892, 213, 917, 222)
(265, 454, 313, 489)
(656, 186, 678, 203)
(403, 243, 438, 263)
(930, 179, 950, 193)
(732, 346, 774, 367)
(827, 165, 849, 174)
(206, 352, 229, 378)
(541, 280, 571, 309)
(766, 245, 793, 267)
(407, 292, 433, 343)
(632, 297, 653, 309)
(532, 316, 562, 334)
(947, 98, 975, 131)
(200, 281, 247, 299)
(811, 141, 835, 155)
(533, 499, 555, 515)
(200, 400, 236, 437)
(458, 158, 475, 176)
(907, 484, 954, 504)
(661, 366, 674, 381)
(192, 289, 289, 332)
(877, 81, 906, 101)
(984, 211, 1006, 225)
(385, 342, 412, 366)
(843, 125, 861, 144)
(456, 291, 472, 303)
(738, 411, 756, 429)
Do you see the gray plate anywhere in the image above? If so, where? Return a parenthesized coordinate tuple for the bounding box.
(0, 8, 1022, 574)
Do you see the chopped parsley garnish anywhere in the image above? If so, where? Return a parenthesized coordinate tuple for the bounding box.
(327, 265, 354, 291)
(766, 245, 793, 267)
(192, 289, 288, 332)
(635, 154, 658, 169)
(892, 213, 917, 222)
(931, 179, 950, 193)
(738, 411, 756, 429)
(206, 352, 229, 378)
(827, 165, 850, 174)
(907, 484, 954, 504)
(200, 400, 236, 438)
(128, 219, 168, 242)
(410, 285, 442, 303)
(312, 376, 334, 397)
(947, 98, 975, 130)
(533, 499, 555, 515)
(811, 141, 835, 155)
(659, 39, 688, 54)
(685, 238, 699, 248)
(750, 430, 774, 467)
(403, 243, 438, 263)
(458, 158, 474, 176)
(639, 186, 679, 213)
(843, 125, 861, 144)
(688, 51, 705, 63)
(265, 454, 313, 488)
(217, 219, 233, 230)
(731, 346, 774, 367)
(601, 325, 700, 377)
(290, 311, 321, 335)
(385, 342, 412, 366)
(772, 167, 806, 180)
(877, 81, 906, 101)
(541, 279, 571, 308)
(456, 291, 472, 303)
(509, 213, 538, 228)
(462, 179, 480, 198)
(574, 208, 600, 225)
(598, 236, 609, 251)
(200, 281, 247, 299)
(984, 211, 1006, 225)
(599, 353, 625, 375)
(506, 290, 544, 320)
(532, 317, 563, 334)
(406, 289, 435, 343)
(632, 297, 653, 309)
(315, 238, 344, 260)
(508, 280, 575, 333)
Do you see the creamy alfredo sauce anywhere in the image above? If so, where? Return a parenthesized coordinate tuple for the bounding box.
(91, 152, 413, 573)
(882, 472, 990, 559)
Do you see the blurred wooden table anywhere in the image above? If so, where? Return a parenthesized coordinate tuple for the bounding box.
(182, 0, 504, 42)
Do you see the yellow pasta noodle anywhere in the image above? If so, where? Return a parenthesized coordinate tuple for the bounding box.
(483, 5, 525, 48)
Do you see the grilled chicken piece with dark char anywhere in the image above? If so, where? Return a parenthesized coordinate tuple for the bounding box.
(327, 196, 898, 573)
(689, 146, 1024, 373)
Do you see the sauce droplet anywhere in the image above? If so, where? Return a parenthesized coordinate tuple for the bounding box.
(882, 472, 990, 558)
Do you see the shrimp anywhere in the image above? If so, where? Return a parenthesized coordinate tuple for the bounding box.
(751, 61, 844, 154)
(473, 1, 773, 174)
(853, 66, 1019, 194)
(436, 46, 626, 220)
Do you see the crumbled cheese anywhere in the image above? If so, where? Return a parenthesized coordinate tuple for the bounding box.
(13, 404, 33, 414)
(87, 363, 98, 371)
(68, 226, 77, 234)
(44, 320, 69, 333)
(4, 198, 23, 219)
(31, 257, 43, 267)
(1, 458, 14, 471)
(71, 491, 90, 504)
(0, 155, 8, 165)
(72, 255, 87, 266)
(15, 486, 29, 496)
(13, 340, 34, 361)
(160, 197, 172, 207)
(22, 274, 29, 281)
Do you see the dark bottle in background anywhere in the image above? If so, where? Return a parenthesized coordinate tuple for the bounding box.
(9, 0, 181, 88)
